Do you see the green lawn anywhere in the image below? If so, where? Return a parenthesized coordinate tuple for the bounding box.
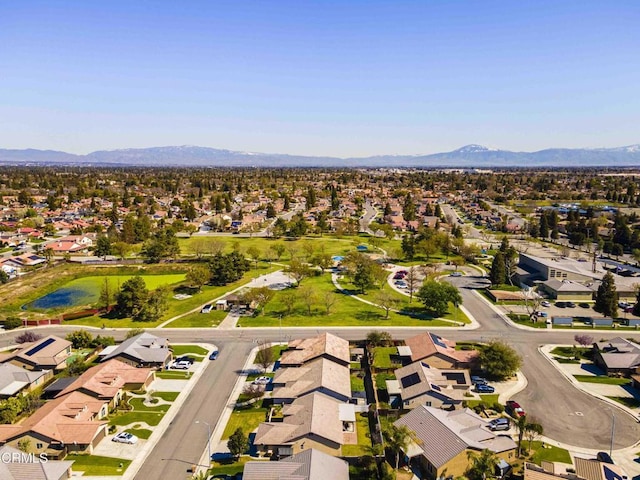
(156, 370, 192, 380)
(125, 426, 153, 439)
(128, 397, 171, 412)
(342, 413, 371, 456)
(170, 344, 209, 356)
(375, 372, 396, 390)
(550, 346, 590, 359)
(372, 347, 399, 369)
(465, 394, 500, 408)
(574, 375, 630, 385)
(606, 396, 640, 408)
(222, 407, 268, 439)
(66, 454, 132, 475)
(153, 391, 180, 402)
(209, 456, 256, 476)
(238, 274, 460, 328)
(165, 309, 227, 328)
(529, 441, 572, 464)
(109, 410, 166, 426)
(351, 373, 365, 392)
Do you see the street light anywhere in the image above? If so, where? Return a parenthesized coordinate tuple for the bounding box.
(195, 420, 212, 466)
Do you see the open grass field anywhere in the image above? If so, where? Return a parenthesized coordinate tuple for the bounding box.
(65, 454, 131, 476)
(164, 309, 227, 328)
(238, 273, 463, 328)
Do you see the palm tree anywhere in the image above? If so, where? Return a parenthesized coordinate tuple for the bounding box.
(383, 424, 413, 470)
(466, 449, 497, 480)
(525, 421, 544, 454)
(514, 415, 528, 456)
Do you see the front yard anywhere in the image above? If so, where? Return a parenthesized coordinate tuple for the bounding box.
(66, 454, 132, 476)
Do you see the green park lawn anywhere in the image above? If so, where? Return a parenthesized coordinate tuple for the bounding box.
(65, 454, 131, 476)
(169, 344, 210, 356)
(238, 274, 461, 328)
(222, 407, 269, 439)
(165, 309, 227, 328)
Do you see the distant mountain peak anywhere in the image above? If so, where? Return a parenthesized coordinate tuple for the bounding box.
(454, 144, 498, 153)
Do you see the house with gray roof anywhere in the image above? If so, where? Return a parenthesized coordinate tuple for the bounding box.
(0, 445, 73, 480)
(0, 363, 52, 399)
(593, 337, 640, 375)
(394, 406, 517, 479)
(390, 362, 471, 410)
(243, 448, 348, 480)
(99, 332, 171, 368)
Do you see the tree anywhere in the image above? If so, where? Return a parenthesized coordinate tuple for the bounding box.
(401, 235, 416, 259)
(383, 424, 413, 470)
(574, 334, 594, 347)
(100, 278, 118, 312)
(66, 356, 89, 376)
(416, 281, 462, 317)
(298, 285, 316, 315)
(322, 291, 338, 315)
(15, 331, 42, 343)
(366, 330, 392, 347)
(255, 343, 274, 372)
(353, 260, 376, 294)
(209, 252, 250, 285)
(524, 421, 544, 454)
(186, 265, 211, 291)
(375, 290, 397, 319)
(280, 290, 297, 316)
(66, 330, 93, 349)
(595, 271, 618, 318)
(17, 438, 31, 453)
(112, 241, 131, 260)
(634, 284, 640, 317)
(94, 235, 112, 259)
(479, 340, 522, 381)
(2, 317, 22, 330)
(311, 252, 333, 272)
(522, 287, 542, 322)
(287, 258, 312, 286)
(489, 252, 506, 286)
(227, 427, 249, 459)
(405, 266, 421, 303)
(514, 415, 528, 457)
(246, 246, 261, 269)
(135, 286, 169, 322)
(266, 203, 276, 218)
(116, 276, 149, 319)
(126, 328, 145, 339)
(244, 287, 275, 315)
(0, 270, 9, 284)
(466, 449, 497, 480)
(270, 243, 286, 261)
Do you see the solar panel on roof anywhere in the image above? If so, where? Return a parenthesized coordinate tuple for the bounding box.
(430, 333, 447, 348)
(25, 337, 55, 357)
(401, 372, 421, 389)
(430, 383, 441, 392)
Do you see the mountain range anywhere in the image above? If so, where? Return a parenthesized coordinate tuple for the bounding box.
(0, 144, 639, 168)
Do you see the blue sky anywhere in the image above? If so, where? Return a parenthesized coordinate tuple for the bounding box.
(1, 1, 638, 156)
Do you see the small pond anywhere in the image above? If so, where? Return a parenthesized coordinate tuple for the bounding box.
(26, 287, 92, 310)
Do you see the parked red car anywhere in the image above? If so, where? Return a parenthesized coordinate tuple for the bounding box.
(506, 400, 526, 417)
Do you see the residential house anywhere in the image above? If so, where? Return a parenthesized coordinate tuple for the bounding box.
(574, 457, 628, 480)
(0, 363, 52, 399)
(403, 332, 478, 369)
(0, 336, 72, 371)
(389, 362, 471, 409)
(524, 462, 579, 480)
(0, 391, 109, 456)
(55, 359, 155, 409)
(271, 357, 351, 404)
(253, 392, 355, 457)
(243, 448, 349, 480)
(394, 406, 517, 479)
(0, 445, 74, 480)
(593, 337, 640, 376)
(99, 332, 171, 368)
(280, 333, 350, 368)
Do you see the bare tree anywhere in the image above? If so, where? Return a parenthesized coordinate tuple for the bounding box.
(375, 289, 398, 319)
(574, 334, 594, 347)
(522, 287, 543, 322)
(298, 285, 316, 315)
(208, 239, 225, 256)
(322, 291, 338, 315)
(191, 238, 208, 259)
(405, 266, 421, 303)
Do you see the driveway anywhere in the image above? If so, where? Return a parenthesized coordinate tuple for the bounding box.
(93, 435, 146, 460)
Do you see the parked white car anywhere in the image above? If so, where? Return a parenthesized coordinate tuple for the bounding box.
(113, 432, 138, 444)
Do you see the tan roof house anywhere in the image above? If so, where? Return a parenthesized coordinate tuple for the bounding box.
(0, 336, 72, 371)
(403, 332, 478, 369)
(243, 448, 349, 480)
(280, 333, 349, 367)
(271, 357, 351, 404)
(395, 406, 517, 479)
(253, 393, 354, 457)
(0, 445, 74, 480)
(55, 359, 155, 409)
(0, 391, 109, 456)
(391, 362, 471, 410)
